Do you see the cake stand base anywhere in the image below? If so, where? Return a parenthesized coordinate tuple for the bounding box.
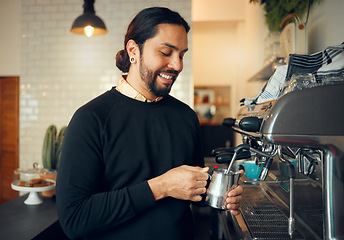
(24, 192, 43, 205)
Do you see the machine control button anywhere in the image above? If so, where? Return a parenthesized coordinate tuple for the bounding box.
(222, 117, 236, 127)
(239, 117, 262, 132)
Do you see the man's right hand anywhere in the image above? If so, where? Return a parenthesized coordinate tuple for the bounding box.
(148, 165, 209, 202)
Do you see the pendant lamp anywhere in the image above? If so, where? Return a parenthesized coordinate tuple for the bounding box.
(71, 0, 107, 37)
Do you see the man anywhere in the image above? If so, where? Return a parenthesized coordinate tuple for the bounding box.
(56, 7, 243, 240)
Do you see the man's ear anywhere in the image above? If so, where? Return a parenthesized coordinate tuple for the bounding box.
(126, 39, 140, 60)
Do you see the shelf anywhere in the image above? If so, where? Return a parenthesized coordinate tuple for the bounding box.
(194, 86, 231, 125)
(195, 102, 230, 106)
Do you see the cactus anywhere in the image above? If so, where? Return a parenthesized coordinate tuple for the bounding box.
(55, 126, 67, 170)
(42, 125, 57, 170)
(42, 125, 67, 170)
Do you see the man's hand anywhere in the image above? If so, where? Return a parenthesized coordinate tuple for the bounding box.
(225, 185, 244, 215)
(148, 165, 209, 202)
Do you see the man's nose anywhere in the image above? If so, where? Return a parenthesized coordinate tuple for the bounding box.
(168, 56, 183, 72)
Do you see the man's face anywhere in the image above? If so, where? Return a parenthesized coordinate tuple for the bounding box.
(139, 24, 188, 97)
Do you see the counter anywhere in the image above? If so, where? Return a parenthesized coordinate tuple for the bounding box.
(0, 194, 69, 240)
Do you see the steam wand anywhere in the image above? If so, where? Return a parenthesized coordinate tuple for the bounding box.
(225, 144, 250, 174)
(278, 146, 296, 236)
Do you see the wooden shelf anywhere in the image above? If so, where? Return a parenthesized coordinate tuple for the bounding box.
(195, 102, 229, 106)
(198, 119, 221, 125)
(194, 86, 231, 125)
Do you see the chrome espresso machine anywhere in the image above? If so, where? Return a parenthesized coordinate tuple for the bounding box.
(214, 83, 344, 239)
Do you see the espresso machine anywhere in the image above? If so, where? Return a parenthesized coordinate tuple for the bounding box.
(213, 82, 344, 239)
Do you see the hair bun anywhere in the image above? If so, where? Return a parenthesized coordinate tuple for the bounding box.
(115, 49, 130, 73)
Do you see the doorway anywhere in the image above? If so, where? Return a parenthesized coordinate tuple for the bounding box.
(0, 77, 19, 203)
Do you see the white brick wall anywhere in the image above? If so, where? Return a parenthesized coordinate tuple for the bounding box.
(20, 0, 192, 169)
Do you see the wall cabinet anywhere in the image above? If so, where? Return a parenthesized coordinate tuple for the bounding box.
(0, 77, 19, 204)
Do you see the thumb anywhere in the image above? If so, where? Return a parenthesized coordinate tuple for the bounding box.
(200, 166, 209, 173)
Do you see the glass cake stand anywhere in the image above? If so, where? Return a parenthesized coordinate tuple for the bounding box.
(11, 180, 55, 205)
(11, 162, 56, 205)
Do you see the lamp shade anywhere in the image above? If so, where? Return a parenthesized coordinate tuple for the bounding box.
(70, 0, 107, 37)
(71, 13, 107, 36)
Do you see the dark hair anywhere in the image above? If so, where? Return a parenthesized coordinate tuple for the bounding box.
(115, 7, 190, 73)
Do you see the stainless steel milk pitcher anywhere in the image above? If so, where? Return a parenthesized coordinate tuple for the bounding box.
(206, 169, 241, 210)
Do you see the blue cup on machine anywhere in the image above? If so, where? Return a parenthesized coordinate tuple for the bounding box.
(237, 161, 264, 180)
(280, 159, 298, 177)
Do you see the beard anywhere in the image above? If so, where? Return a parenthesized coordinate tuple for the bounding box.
(139, 57, 178, 97)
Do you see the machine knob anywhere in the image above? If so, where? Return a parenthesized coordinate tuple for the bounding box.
(222, 118, 236, 127)
(239, 117, 262, 132)
(214, 144, 251, 164)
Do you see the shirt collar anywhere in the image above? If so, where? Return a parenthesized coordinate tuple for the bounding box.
(116, 75, 163, 103)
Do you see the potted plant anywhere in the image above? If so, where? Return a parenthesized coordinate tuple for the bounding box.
(249, 0, 321, 32)
(41, 125, 67, 197)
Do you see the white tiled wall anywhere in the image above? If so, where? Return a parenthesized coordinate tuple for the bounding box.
(20, 0, 192, 169)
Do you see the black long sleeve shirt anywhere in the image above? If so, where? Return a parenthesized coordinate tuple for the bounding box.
(56, 88, 204, 239)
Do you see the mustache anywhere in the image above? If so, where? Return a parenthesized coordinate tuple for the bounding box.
(157, 69, 179, 76)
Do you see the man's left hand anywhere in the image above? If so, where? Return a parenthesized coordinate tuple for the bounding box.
(225, 185, 244, 215)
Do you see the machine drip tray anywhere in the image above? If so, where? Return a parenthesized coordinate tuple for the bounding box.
(230, 182, 323, 240)
(239, 186, 304, 239)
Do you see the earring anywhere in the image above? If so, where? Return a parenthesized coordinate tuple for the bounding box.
(130, 56, 135, 63)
